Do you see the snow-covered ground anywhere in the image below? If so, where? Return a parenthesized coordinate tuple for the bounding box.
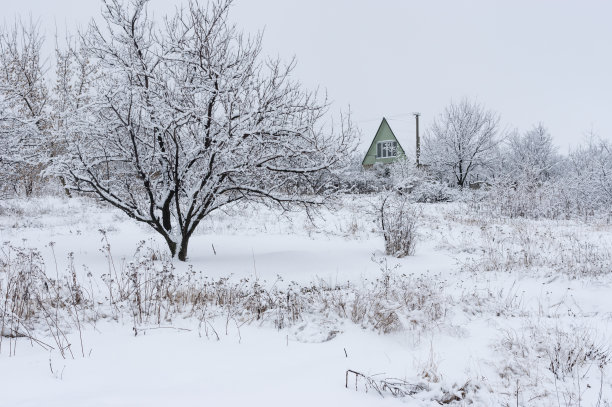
(1, 195, 611, 406)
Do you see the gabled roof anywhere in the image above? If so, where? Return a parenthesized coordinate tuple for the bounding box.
(362, 117, 407, 166)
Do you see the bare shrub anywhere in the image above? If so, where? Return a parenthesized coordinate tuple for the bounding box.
(458, 281, 526, 318)
(497, 322, 610, 405)
(461, 223, 612, 278)
(545, 327, 610, 381)
(380, 194, 420, 257)
(0, 244, 90, 357)
(342, 259, 448, 333)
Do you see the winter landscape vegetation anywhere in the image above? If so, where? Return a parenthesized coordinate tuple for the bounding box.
(1, 0, 612, 406)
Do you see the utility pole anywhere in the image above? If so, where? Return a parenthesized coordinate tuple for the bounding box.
(413, 112, 421, 167)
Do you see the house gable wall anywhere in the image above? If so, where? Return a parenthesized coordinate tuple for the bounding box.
(362, 118, 406, 166)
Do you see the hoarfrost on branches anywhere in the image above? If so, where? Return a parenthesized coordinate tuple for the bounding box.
(422, 98, 501, 187)
(0, 19, 49, 197)
(53, 0, 356, 260)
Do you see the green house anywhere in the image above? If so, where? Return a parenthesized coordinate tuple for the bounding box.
(362, 118, 406, 167)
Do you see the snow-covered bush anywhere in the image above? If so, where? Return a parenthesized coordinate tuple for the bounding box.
(335, 157, 387, 194)
(482, 177, 560, 219)
(343, 266, 447, 333)
(388, 158, 458, 202)
(337, 156, 461, 204)
(379, 194, 420, 257)
(388, 157, 420, 191)
(410, 179, 458, 203)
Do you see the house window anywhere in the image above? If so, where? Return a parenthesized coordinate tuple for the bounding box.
(376, 141, 398, 158)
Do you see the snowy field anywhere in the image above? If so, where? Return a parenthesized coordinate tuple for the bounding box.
(1, 195, 612, 406)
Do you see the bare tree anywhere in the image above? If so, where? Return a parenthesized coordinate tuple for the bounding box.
(507, 123, 559, 183)
(49, 34, 95, 197)
(55, 0, 355, 261)
(0, 19, 49, 197)
(422, 99, 501, 187)
(566, 136, 612, 214)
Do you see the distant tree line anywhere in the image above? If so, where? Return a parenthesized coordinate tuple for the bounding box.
(342, 98, 612, 220)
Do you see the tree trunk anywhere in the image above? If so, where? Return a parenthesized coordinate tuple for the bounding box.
(162, 202, 172, 231)
(165, 239, 177, 258)
(24, 175, 34, 197)
(161, 193, 175, 231)
(177, 236, 190, 261)
(59, 176, 72, 198)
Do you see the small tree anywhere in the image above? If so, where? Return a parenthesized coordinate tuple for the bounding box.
(566, 136, 612, 217)
(506, 123, 559, 183)
(56, 0, 355, 261)
(422, 98, 501, 187)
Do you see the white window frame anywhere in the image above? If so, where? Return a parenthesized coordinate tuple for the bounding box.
(376, 140, 398, 158)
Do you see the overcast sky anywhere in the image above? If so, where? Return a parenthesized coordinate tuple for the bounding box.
(4, 0, 612, 152)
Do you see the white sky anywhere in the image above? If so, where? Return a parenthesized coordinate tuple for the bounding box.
(3, 0, 612, 152)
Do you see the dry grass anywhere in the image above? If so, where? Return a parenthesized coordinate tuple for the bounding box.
(0, 242, 450, 357)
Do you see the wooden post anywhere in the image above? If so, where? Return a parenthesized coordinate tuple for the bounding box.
(413, 112, 421, 167)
